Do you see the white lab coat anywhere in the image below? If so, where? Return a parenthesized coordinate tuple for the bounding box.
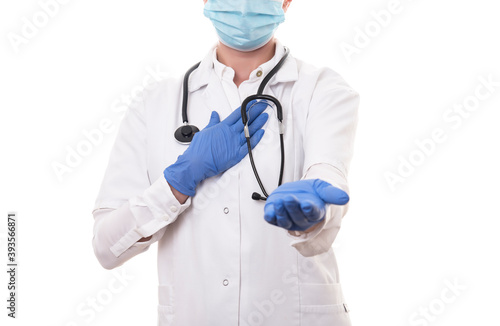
(92, 41, 359, 326)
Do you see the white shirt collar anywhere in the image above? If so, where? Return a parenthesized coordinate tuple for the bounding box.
(188, 39, 298, 93)
(211, 40, 286, 84)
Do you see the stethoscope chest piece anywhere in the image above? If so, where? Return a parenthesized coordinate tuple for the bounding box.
(174, 124, 199, 144)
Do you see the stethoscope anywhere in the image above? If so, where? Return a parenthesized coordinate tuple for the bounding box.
(175, 47, 289, 201)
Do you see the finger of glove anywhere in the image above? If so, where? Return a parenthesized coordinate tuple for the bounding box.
(238, 129, 265, 160)
(316, 182, 350, 205)
(300, 199, 325, 222)
(274, 199, 293, 229)
(283, 195, 311, 230)
(205, 111, 220, 128)
(239, 113, 268, 144)
(264, 203, 277, 226)
(223, 100, 257, 127)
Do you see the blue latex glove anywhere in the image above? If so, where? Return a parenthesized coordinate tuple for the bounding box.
(164, 100, 269, 196)
(264, 179, 350, 231)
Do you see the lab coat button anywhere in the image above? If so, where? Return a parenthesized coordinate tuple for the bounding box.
(256, 70, 263, 77)
(223, 279, 229, 286)
(223, 207, 229, 214)
(170, 206, 178, 213)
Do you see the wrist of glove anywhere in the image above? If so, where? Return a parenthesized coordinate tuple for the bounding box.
(264, 179, 349, 232)
(164, 100, 269, 196)
(162, 152, 209, 197)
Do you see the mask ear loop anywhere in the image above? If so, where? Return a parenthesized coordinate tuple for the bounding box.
(246, 99, 275, 130)
(249, 99, 275, 115)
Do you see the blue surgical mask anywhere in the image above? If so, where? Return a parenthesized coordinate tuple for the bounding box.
(204, 0, 285, 52)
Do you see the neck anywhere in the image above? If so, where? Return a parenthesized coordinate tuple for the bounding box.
(216, 39, 277, 87)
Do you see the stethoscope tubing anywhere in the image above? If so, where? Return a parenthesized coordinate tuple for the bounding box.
(180, 46, 290, 200)
(182, 62, 201, 124)
(241, 94, 285, 200)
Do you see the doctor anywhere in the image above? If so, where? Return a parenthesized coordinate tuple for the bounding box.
(92, 0, 359, 325)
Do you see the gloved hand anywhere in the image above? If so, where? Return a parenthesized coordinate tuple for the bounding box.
(264, 179, 350, 231)
(164, 100, 269, 196)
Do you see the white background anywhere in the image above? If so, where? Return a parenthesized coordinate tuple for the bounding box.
(1, 0, 499, 325)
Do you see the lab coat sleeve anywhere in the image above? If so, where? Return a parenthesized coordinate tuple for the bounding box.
(92, 95, 191, 270)
(288, 71, 359, 257)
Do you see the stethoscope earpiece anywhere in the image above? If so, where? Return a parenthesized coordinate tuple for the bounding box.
(174, 124, 200, 144)
(252, 192, 267, 201)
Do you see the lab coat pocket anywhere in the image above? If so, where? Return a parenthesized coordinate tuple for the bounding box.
(157, 285, 174, 326)
(299, 283, 351, 326)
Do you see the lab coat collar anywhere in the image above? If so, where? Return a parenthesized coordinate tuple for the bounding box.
(188, 39, 298, 93)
